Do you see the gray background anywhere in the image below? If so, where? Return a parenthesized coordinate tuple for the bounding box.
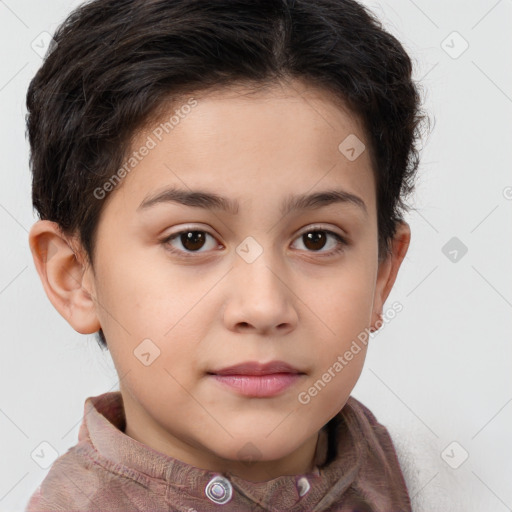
(1, 0, 511, 510)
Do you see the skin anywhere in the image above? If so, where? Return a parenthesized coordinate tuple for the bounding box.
(29, 79, 410, 482)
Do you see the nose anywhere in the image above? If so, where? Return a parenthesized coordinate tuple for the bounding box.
(222, 248, 298, 336)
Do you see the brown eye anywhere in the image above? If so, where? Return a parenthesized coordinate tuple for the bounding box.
(163, 229, 219, 255)
(179, 231, 207, 251)
(292, 228, 347, 257)
(302, 231, 328, 251)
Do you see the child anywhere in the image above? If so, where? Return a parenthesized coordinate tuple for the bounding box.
(25, 0, 426, 510)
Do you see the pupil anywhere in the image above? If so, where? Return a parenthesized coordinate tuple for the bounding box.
(181, 231, 205, 251)
(304, 231, 326, 251)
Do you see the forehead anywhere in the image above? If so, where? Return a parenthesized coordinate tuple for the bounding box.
(103, 79, 375, 218)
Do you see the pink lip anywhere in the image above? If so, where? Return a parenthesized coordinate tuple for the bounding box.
(209, 360, 302, 376)
(208, 360, 305, 398)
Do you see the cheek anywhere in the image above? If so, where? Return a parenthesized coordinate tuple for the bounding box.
(95, 244, 179, 323)
(301, 256, 376, 389)
(299, 317, 370, 419)
(95, 257, 212, 375)
(307, 257, 377, 332)
(296, 341, 368, 424)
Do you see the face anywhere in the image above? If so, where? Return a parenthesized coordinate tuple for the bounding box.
(30, 79, 410, 482)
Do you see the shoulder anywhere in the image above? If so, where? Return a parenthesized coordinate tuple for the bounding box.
(24, 444, 138, 512)
(341, 395, 405, 473)
(340, 396, 413, 510)
(343, 395, 393, 441)
(344, 395, 379, 425)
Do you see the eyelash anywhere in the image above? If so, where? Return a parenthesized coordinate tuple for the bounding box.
(160, 225, 348, 259)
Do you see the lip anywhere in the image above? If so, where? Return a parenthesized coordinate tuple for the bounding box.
(209, 360, 303, 376)
(207, 360, 305, 398)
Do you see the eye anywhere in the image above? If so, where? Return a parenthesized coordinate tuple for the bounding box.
(161, 225, 348, 258)
(291, 227, 347, 257)
(162, 229, 220, 256)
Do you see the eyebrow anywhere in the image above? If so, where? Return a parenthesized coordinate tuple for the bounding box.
(137, 186, 367, 217)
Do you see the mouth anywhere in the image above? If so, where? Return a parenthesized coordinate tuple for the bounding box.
(207, 360, 306, 398)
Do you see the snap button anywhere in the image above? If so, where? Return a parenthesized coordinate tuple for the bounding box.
(297, 476, 310, 497)
(205, 475, 233, 504)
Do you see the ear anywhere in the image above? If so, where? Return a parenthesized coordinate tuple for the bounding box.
(28, 220, 101, 334)
(370, 222, 411, 330)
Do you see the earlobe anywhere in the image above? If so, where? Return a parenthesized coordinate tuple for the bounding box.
(370, 222, 411, 330)
(28, 220, 101, 334)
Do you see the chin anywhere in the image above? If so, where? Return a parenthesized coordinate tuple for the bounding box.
(211, 436, 302, 465)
